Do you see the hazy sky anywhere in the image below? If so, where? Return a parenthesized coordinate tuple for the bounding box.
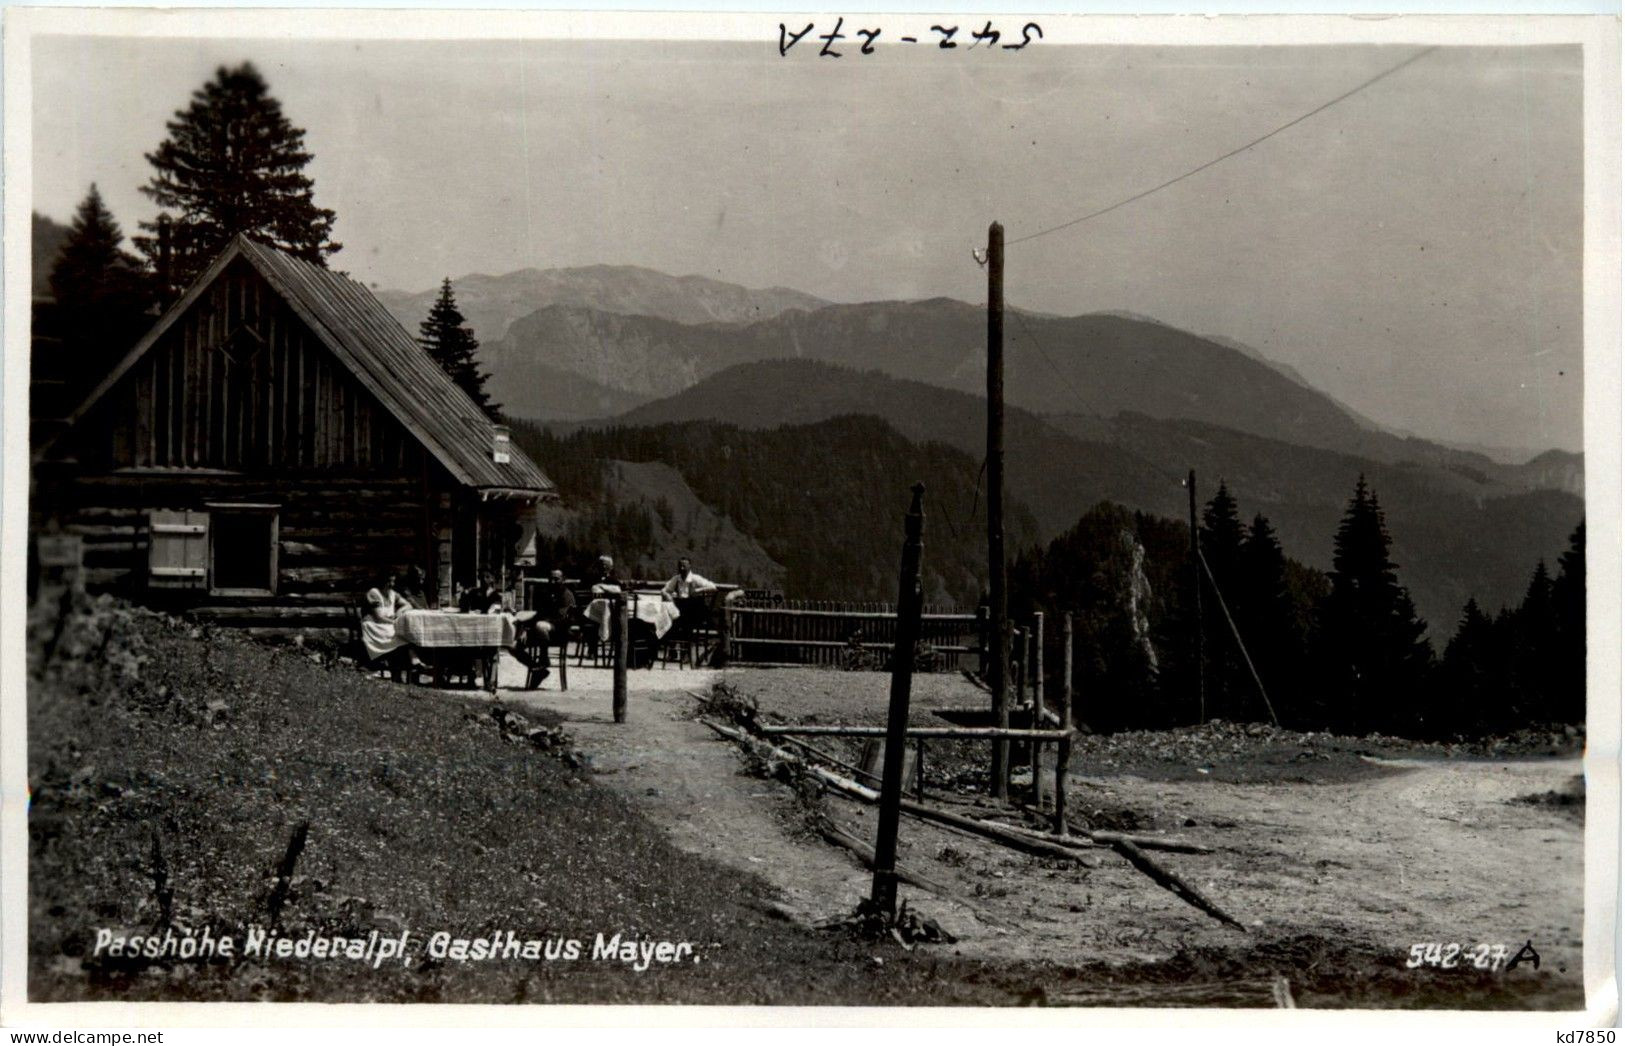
(32, 36, 1583, 452)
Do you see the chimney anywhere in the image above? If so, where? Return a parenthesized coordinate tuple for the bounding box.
(492, 424, 511, 465)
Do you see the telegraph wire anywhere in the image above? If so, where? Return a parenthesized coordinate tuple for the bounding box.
(1008, 306, 1192, 493)
(1006, 46, 1438, 248)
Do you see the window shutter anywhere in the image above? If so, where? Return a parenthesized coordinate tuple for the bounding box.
(148, 510, 209, 589)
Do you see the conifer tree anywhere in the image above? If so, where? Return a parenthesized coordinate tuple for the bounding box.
(49, 184, 148, 312)
(136, 62, 339, 294)
(1509, 559, 1561, 724)
(1198, 481, 1248, 718)
(1238, 513, 1305, 722)
(1551, 521, 1586, 723)
(419, 278, 501, 421)
(1312, 475, 1433, 734)
(1435, 598, 1508, 735)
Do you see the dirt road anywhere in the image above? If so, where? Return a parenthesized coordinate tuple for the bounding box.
(493, 662, 1585, 1007)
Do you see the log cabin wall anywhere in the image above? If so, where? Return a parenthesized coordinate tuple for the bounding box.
(32, 258, 488, 633)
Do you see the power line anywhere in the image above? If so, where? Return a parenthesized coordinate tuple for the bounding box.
(1008, 307, 1191, 492)
(1007, 46, 1438, 248)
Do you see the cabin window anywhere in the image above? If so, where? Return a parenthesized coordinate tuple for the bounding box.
(206, 504, 280, 595)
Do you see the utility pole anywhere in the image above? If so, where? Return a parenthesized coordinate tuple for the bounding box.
(986, 222, 1010, 801)
(1188, 468, 1204, 725)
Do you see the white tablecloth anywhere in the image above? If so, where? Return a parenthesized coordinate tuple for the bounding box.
(395, 610, 517, 649)
(585, 597, 679, 639)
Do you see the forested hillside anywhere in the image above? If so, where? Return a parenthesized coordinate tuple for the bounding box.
(510, 416, 1039, 606)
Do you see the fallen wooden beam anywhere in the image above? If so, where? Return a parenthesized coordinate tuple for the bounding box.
(759, 724, 1069, 741)
(989, 815, 1215, 855)
(818, 823, 956, 896)
(1108, 839, 1248, 933)
(1048, 977, 1287, 1008)
(1088, 830, 1213, 855)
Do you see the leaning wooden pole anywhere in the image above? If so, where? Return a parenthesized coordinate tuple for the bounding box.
(986, 221, 1010, 801)
(1188, 468, 1205, 725)
(1055, 613, 1073, 835)
(871, 483, 927, 917)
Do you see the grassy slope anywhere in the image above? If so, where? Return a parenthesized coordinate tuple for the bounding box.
(27, 599, 1019, 1004)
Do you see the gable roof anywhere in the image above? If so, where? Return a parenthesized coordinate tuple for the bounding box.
(54, 235, 554, 497)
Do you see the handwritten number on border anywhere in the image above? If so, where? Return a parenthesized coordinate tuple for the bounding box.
(779, 20, 1042, 56)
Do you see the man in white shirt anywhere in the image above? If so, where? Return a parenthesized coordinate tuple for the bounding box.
(661, 557, 717, 601)
(662, 557, 718, 646)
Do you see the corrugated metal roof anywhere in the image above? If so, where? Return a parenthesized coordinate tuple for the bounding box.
(234, 237, 554, 494)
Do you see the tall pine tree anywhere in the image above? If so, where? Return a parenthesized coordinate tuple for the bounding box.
(1435, 598, 1511, 736)
(1198, 481, 1248, 719)
(137, 63, 339, 295)
(44, 186, 154, 391)
(419, 279, 501, 421)
(1551, 521, 1586, 724)
(1509, 560, 1561, 725)
(49, 184, 147, 313)
(1238, 513, 1307, 724)
(1312, 475, 1433, 734)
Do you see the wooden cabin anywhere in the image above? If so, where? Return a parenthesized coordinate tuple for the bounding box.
(32, 235, 556, 634)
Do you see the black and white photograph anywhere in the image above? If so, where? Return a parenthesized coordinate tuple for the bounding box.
(3, 8, 1618, 1027)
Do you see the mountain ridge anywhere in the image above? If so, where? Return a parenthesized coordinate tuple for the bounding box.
(607, 358, 1583, 634)
(376, 265, 829, 346)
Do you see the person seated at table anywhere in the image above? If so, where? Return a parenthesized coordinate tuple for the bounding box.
(458, 572, 505, 614)
(661, 557, 717, 601)
(662, 557, 717, 640)
(512, 569, 575, 682)
(588, 554, 623, 596)
(361, 571, 415, 667)
(396, 564, 429, 607)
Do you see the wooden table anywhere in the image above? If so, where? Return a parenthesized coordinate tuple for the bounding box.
(395, 610, 517, 693)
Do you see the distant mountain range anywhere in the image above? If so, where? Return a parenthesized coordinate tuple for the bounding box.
(367, 261, 1584, 626)
(376, 264, 827, 346)
(466, 285, 1578, 484)
(618, 359, 1582, 633)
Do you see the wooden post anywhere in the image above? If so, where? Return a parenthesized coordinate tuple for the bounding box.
(714, 594, 733, 668)
(1012, 626, 1026, 797)
(915, 737, 926, 800)
(1188, 468, 1205, 725)
(1030, 611, 1044, 805)
(986, 221, 1010, 801)
(871, 483, 927, 917)
(612, 594, 629, 723)
(975, 602, 989, 678)
(1055, 613, 1074, 836)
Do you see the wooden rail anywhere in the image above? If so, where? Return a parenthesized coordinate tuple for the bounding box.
(757, 724, 1068, 740)
(723, 600, 983, 671)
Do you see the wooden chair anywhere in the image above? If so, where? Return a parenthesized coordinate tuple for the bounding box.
(346, 604, 426, 682)
(665, 592, 721, 669)
(345, 604, 392, 679)
(512, 619, 572, 691)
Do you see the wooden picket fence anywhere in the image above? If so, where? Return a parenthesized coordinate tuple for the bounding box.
(724, 597, 983, 671)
